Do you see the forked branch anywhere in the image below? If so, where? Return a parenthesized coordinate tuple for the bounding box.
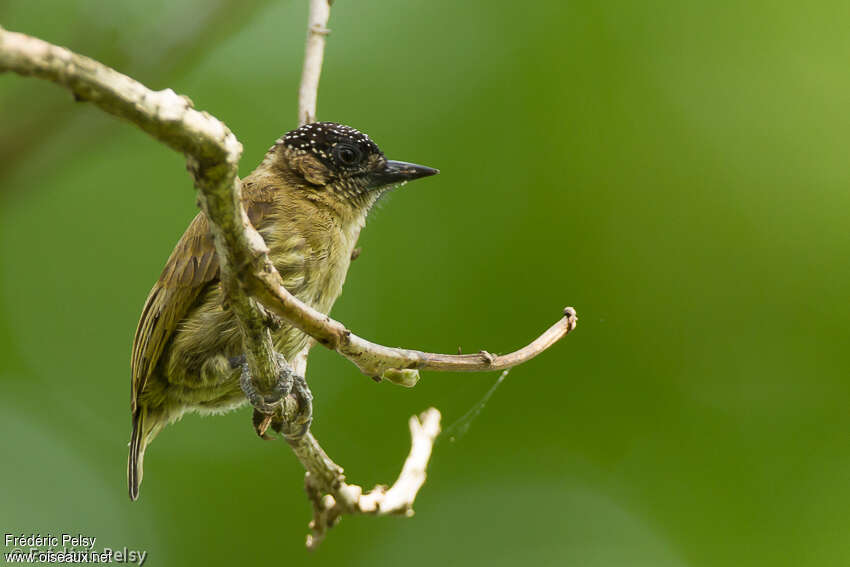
(298, 408, 442, 550)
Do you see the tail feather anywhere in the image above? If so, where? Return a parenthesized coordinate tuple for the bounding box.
(128, 407, 147, 501)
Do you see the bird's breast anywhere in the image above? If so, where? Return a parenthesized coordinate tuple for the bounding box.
(265, 213, 363, 316)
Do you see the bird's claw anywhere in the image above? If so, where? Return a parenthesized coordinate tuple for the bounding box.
(272, 372, 313, 441)
(236, 353, 313, 440)
(238, 355, 291, 414)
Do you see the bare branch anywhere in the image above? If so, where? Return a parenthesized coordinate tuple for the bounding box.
(298, 0, 332, 126)
(0, 26, 287, 402)
(288, 347, 443, 547)
(298, 408, 442, 550)
(252, 268, 578, 385)
(0, 29, 238, 172)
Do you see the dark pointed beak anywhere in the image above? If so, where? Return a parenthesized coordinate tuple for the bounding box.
(370, 160, 439, 188)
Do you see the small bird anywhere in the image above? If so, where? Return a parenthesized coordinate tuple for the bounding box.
(129, 122, 438, 500)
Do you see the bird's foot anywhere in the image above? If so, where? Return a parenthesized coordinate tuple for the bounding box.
(233, 353, 313, 440)
(271, 371, 313, 441)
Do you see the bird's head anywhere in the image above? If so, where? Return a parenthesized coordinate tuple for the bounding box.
(264, 122, 438, 211)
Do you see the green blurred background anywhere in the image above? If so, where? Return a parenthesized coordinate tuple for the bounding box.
(2, 0, 848, 565)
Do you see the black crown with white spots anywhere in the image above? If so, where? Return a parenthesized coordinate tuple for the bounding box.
(278, 122, 382, 168)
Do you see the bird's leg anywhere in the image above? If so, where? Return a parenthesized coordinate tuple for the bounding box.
(229, 353, 313, 440)
(235, 353, 291, 414)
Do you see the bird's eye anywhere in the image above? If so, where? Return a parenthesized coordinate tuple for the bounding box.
(334, 144, 362, 166)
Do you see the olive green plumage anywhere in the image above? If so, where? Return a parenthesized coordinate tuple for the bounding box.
(129, 122, 438, 500)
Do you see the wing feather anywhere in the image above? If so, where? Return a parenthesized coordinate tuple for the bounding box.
(130, 184, 276, 412)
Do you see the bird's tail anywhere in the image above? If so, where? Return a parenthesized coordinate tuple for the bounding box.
(128, 406, 150, 501)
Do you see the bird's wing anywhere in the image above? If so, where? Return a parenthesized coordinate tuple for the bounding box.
(130, 185, 275, 412)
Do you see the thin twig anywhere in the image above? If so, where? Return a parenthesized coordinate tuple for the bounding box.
(298, 0, 331, 125)
(252, 268, 577, 385)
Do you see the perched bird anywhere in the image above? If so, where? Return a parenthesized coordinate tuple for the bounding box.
(129, 122, 438, 500)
